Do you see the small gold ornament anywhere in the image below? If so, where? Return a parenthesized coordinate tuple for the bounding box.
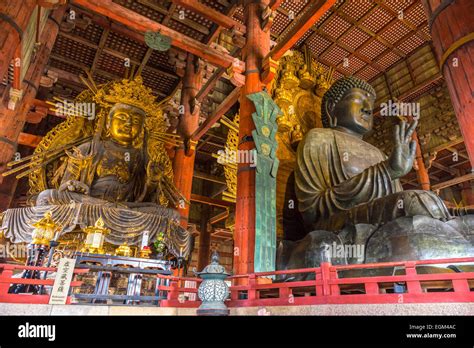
(31, 211, 62, 245)
(115, 241, 133, 257)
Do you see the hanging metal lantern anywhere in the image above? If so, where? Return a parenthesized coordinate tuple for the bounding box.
(195, 251, 230, 316)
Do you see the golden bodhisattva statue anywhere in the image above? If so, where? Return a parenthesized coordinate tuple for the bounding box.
(1, 77, 192, 258)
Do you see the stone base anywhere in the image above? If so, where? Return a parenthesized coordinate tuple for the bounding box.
(1, 302, 473, 316)
(196, 308, 230, 316)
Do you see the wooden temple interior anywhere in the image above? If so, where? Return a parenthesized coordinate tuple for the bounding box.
(0, 0, 473, 275)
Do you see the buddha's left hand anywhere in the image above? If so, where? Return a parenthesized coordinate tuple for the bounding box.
(386, 119, 418, 180)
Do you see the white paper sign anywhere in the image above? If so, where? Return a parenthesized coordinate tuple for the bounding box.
(91, 233, 103, 248)
(49, 258, 75, 305)
(141, 231, 149, 249)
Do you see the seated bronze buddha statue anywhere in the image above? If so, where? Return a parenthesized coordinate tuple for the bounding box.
(277, 76, 473, 272)
(1, 77, 192, 258)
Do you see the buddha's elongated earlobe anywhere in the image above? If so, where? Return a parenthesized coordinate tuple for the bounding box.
(324, 100, 337, 128)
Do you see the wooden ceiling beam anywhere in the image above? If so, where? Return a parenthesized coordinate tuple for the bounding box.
(49, 53, 168, 98)
(18, 133, 43, 148)
(429, 138, 464, 154)
(206, 2, 239, 44)
(303, 1, 419, 78)
(195, 47, 241, 104)
(374, 0, 431, 42)
(194, 170, 226, 185)
(91, 27, 110, 74)
(31, 99, 65, 119)
(136, 47, 154, 77)
(431, 173, 474, 191)
(190, 193, 234, 208)
(450, 160, 472, 169)
(211, 184, 228, 198)
(210, 209, 229, 225)
(162, 3, 177, 26)
(269, 0, 337, 61)
(373, 73, 443, 116)
(138, 0, 210, 35)
(431, 161, 460, 176)
(446, 147, 470, 161)
(47, 66, 84, 87)
(269, 0, 285, 11)
(70, 4, 148, 43)
(171, 0, 246, 33)
(434, 149, 469, 163)
(191, 86, 241, 141)
(308, 27, 385, 73)
(334, 6, 406, 59)
(357, 22, 430, 79)
(73, 0, 238, 69)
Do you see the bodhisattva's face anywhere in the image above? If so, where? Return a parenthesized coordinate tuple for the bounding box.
(108, 105, 145, 146)
(331, 87, 375, 136)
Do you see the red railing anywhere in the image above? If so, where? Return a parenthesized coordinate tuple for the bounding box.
(0, 264, 88, 304)
(1, 257, 473, 307)
(157, 257, 474, 308)
(156, 274, 202, 307)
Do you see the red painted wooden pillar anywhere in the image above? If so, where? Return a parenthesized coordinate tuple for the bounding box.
(172, 54, 202, 228)
(0, 0, 36, 82)
(424, 0, 474, 169)
(234, 0, 270, 275)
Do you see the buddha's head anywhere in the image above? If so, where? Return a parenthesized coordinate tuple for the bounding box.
(321, 76, 376, 136)
(107, 103, 145, 146)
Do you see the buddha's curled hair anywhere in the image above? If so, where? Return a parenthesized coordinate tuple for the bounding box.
(321, 76, 376, 128)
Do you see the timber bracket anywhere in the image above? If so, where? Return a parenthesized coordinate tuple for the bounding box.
(184, 138, 198, 157)
(190, 97, 201, 116)
(260, 56, 279, 85)
(260, 4, 276, 32)
(225, 59, 245, 87)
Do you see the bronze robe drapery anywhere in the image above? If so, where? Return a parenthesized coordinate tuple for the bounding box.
(295, 128, 450, 232)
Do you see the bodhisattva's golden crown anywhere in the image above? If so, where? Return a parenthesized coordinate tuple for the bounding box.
(94, 76, 159, 117)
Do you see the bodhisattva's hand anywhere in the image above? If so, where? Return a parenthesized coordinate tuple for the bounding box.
(59, 180, 90, 194)
(386, 119, 418, 180)
(146, 161, 163, 185)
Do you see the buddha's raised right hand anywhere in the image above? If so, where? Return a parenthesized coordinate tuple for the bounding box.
(386, 119, 418, 180)
(59, 180, 90, 195)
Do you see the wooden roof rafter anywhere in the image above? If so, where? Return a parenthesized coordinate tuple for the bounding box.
(54, 29, 178, 79)
(171, 0, 246, 34)
(136, 0, 211, 36)
(73, 0, 241, 69)
(268, 0, 337, 61)
(292, 0, 431, 81)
